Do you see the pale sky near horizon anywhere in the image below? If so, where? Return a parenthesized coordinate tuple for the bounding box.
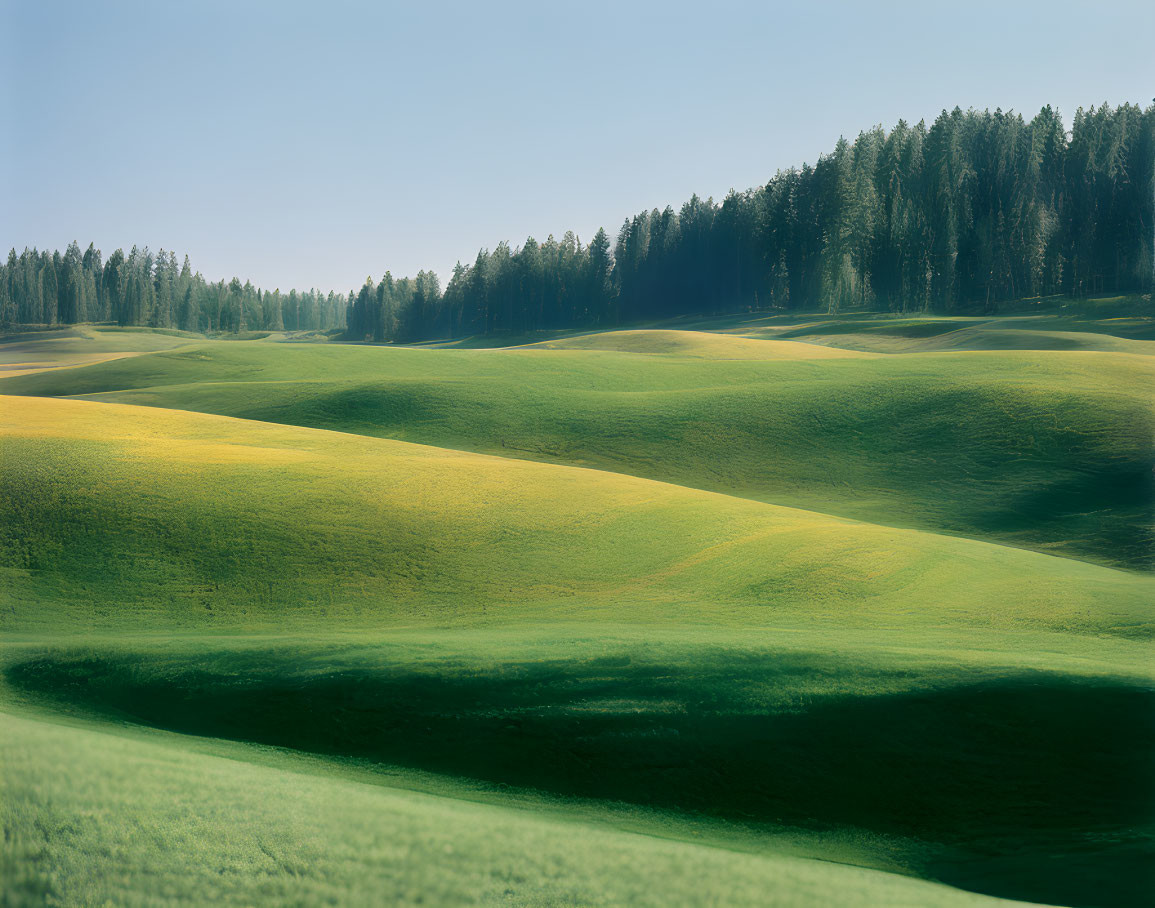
(2, 0, 1152, 292)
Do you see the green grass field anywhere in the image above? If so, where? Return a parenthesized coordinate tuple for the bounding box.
(2, 313, 1153, 906)
(3, 326, 1152, 569)
(0, 325, 203, 378)
(2, 709, 1034, 908)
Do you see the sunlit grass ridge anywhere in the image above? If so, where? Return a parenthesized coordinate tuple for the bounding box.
(3, 328, 1152, 570)
(3, 394, 1150, 636)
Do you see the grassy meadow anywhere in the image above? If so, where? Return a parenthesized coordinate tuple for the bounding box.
(5, 322, 1152, 569)
(1, 315, 1153, 907)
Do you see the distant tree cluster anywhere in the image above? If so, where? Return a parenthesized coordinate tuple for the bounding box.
(4, 104, 1151, 340)
(0, 244, 345, 334)
(346, 270, 443, 342)
(346, 104, 1154, 341)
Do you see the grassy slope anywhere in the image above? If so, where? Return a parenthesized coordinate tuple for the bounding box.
(429, 296, 1155, 349)
(0, 710, 1030, 908)
(538, 320, 1155, 356)
(762, 318, 1155, 355)
(3, 320, 1153, 906)
(0, 325, 201, 373)
(520, 328, 876, 358)
(3, 395, 1150, 636)
(2, 394, 1153, 905)
(3, 334, 1151, 569)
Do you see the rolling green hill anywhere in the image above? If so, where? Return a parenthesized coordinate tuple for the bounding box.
(3, 331, 1151, 569)
(2, 392, 1153, 905)
(3, 319, 1152, 908)
(0, 710, 1039, 908)
(764, 318, 1155, 355)
(519, 328, 877, 358)
(0, 325, 202, 377)
(3, 394, 1151, 635)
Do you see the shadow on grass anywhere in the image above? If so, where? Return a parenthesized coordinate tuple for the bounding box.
(8, 652, 1153, 908)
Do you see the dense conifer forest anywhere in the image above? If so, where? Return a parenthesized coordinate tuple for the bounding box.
(4, 103, 1152, 339)
(0, 244, 346, 335)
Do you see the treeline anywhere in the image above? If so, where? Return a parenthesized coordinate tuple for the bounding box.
(346, 270, 443, 342)
(4, 103, 1151, 341)
(0, 244, 345, 333)
(350, 102, 1153, 341)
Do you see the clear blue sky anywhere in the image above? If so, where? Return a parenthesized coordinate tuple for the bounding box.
(3, 0, 1152, 292)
